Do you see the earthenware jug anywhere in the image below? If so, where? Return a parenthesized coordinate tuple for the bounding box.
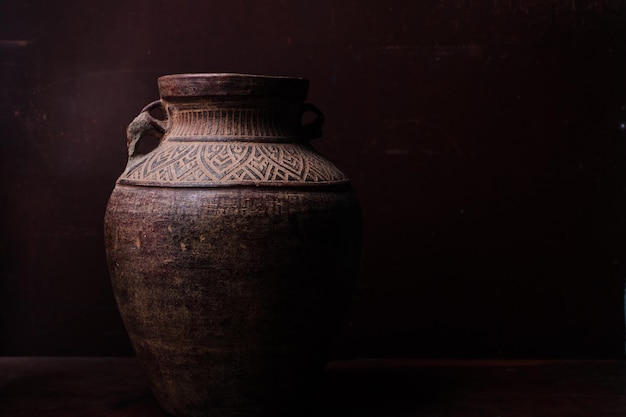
(104, 73, 361, 417)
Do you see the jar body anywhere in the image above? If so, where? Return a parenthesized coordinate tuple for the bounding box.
(104, 74, 361, 417)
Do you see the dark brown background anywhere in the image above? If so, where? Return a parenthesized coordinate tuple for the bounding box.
(1, 0, 625, 359)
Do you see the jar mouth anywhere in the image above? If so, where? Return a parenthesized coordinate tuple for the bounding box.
(158, 73, 309, 100)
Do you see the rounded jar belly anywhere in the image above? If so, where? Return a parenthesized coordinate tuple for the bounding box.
(105, 185, 361, 416)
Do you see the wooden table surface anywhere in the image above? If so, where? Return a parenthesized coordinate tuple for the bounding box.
(1, 357, 625, 416)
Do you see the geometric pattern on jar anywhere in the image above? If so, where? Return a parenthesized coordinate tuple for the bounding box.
(121, 143, 347, 185)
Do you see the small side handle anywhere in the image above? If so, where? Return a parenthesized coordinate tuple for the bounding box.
(126, 100, 168, 162)
(300, 103, 324, 139)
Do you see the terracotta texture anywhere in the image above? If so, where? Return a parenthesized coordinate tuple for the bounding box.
(104, 73, 362, 417)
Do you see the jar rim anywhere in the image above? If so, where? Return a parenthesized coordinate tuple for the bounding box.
(158, 73, 309, 100)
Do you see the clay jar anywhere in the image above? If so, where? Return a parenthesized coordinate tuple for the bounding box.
(104, 73, 361, 417)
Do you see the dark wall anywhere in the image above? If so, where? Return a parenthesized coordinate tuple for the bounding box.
(1, 0, 625, 358)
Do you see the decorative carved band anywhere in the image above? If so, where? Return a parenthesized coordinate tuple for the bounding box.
(168, 108, 297, 139)
(119, 142, 348, 187)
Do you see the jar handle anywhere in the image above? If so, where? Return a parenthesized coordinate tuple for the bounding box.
(300, 103, 325, 139)
(126, 100, 168, 162)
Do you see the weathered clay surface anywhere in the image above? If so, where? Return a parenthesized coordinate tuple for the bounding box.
(104, 73, 361, 417)
(105, 186, 360, 416)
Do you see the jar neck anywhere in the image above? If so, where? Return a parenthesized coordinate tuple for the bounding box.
(163, 98, 303, 142)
